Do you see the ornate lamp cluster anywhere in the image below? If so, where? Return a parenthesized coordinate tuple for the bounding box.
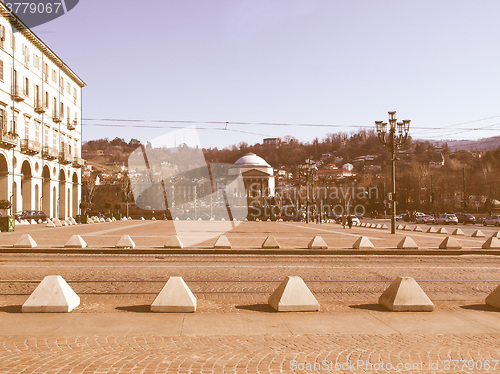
(375, 111, 410, 148)
(374, 111, 411, 234)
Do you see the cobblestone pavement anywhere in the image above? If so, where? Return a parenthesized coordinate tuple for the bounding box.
(0, 222, 499, 373)
(0, 334, 499, 373)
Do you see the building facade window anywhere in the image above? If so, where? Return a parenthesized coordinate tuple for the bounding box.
(0, 25, 5, 49)
(35, 121, 40, 143)
(24, 77, 29, 96)
(24, 116, 30, 139)
(0, 108, 6, 131)
(43, 62, 48, 82)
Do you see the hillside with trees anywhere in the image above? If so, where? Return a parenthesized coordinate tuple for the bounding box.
(82, 132, 500, 216)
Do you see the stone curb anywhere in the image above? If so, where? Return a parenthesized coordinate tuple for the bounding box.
(0, 247, 499, 256)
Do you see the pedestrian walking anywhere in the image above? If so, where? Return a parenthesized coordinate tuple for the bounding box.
(347, 214, 353, 229)
(342, 214, 346, 229)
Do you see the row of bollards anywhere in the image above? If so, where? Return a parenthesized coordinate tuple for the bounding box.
(20, 275, 500, 313)
(11, 233, 500, 250)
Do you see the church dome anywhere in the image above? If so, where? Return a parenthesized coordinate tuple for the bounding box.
(234, 153, 271, 167)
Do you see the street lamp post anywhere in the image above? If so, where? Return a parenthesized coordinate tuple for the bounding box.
(375, 111, 410, 234)
(299, 159, 317, 223)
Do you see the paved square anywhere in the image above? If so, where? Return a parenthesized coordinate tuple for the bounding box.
(0, 220, 499, 373)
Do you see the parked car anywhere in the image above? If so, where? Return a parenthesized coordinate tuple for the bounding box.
(454, 212, 476, 225)
(354, 212, 364, 220)
(436, 213, 459, 225)
(482, 215, 500, 227)
(15, 210, 47, 222)
(334, 215, 360, 225)
(416, 215, 436, 224)
(396, 213, 407, 221)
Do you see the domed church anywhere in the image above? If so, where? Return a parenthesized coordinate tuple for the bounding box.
(234, 153, 275, 197)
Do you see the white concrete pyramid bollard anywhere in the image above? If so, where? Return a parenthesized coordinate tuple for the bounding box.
(151, 277, 196, 312)
(437, 227, 448, 234)
(396, 225, 404, 230)
(403, 225, 412, 231)
(439, 236, 462, 249)
(88, 218, 94, 224)
(268, 276, 320, 312)
(221, 217, 226, 221)
(198, 217, 203, 221)
(352, 236, 375, 249)
(485, 284, 500, 309)
(115, 235, 136, 248)
(186, 217, 191, 221)
(106, 218, 112, 223)
(174, 217, 179, 221)
(379, 276, 434, 312)
(381, 224, 389, 229)
(13, 234, 37, 248)
(261, 236, 280, 249)
(244, 218, 248, 222)
(111, 217, 116, 222)
(22, 275, 80, 313)
(397, 237, 419, 249)
(152, 217, 156, 221)
(360, 222, 366, 227)
(376, 224, 383, 229)
(46, 220, 56, 228)
(53, 218, 62, 227)
(413, 226, 423, 232)
(472, 230, 485, 237)
(164, 235, 183, 248)
(30, 219, 37, 225)
(128, 217, 132, 220)
(255, 218, 260, 222)
(452, 228, 465, 236)
(427, 226, 438, 233)
(491, 231, 500, 238)
(64, 235, 87, 248)
(213, 235, 232, 249)
(99, 218, 105, 223)
(482, 236, 500, 249)
(308, 236, 328, 249)
(65, 219, 73, 226)
(61, 220, 68, 227)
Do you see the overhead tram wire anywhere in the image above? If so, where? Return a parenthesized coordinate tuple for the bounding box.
(82, 116, 500, 132)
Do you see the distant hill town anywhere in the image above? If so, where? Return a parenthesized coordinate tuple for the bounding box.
(80, 132, 500, 218)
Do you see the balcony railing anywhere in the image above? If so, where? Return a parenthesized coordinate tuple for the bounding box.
(42, 145, 58, 160)
(0, 130, 18, 148)
(72, 157, 84, 168)
(52, 110, 62, 123)
(11, 85, 26, 102)
(67, 119, 77, 131)
(34, 99, 47, 114)
(20, 139, 41, 155)
(59, 150, 73, 164)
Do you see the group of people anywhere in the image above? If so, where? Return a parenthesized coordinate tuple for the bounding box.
(341, 214, 353, 229)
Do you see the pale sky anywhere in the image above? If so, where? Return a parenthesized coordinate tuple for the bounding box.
(26, 0, 500, 148)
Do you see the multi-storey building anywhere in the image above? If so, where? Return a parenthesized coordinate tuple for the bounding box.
(0, 5, 85, 219)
